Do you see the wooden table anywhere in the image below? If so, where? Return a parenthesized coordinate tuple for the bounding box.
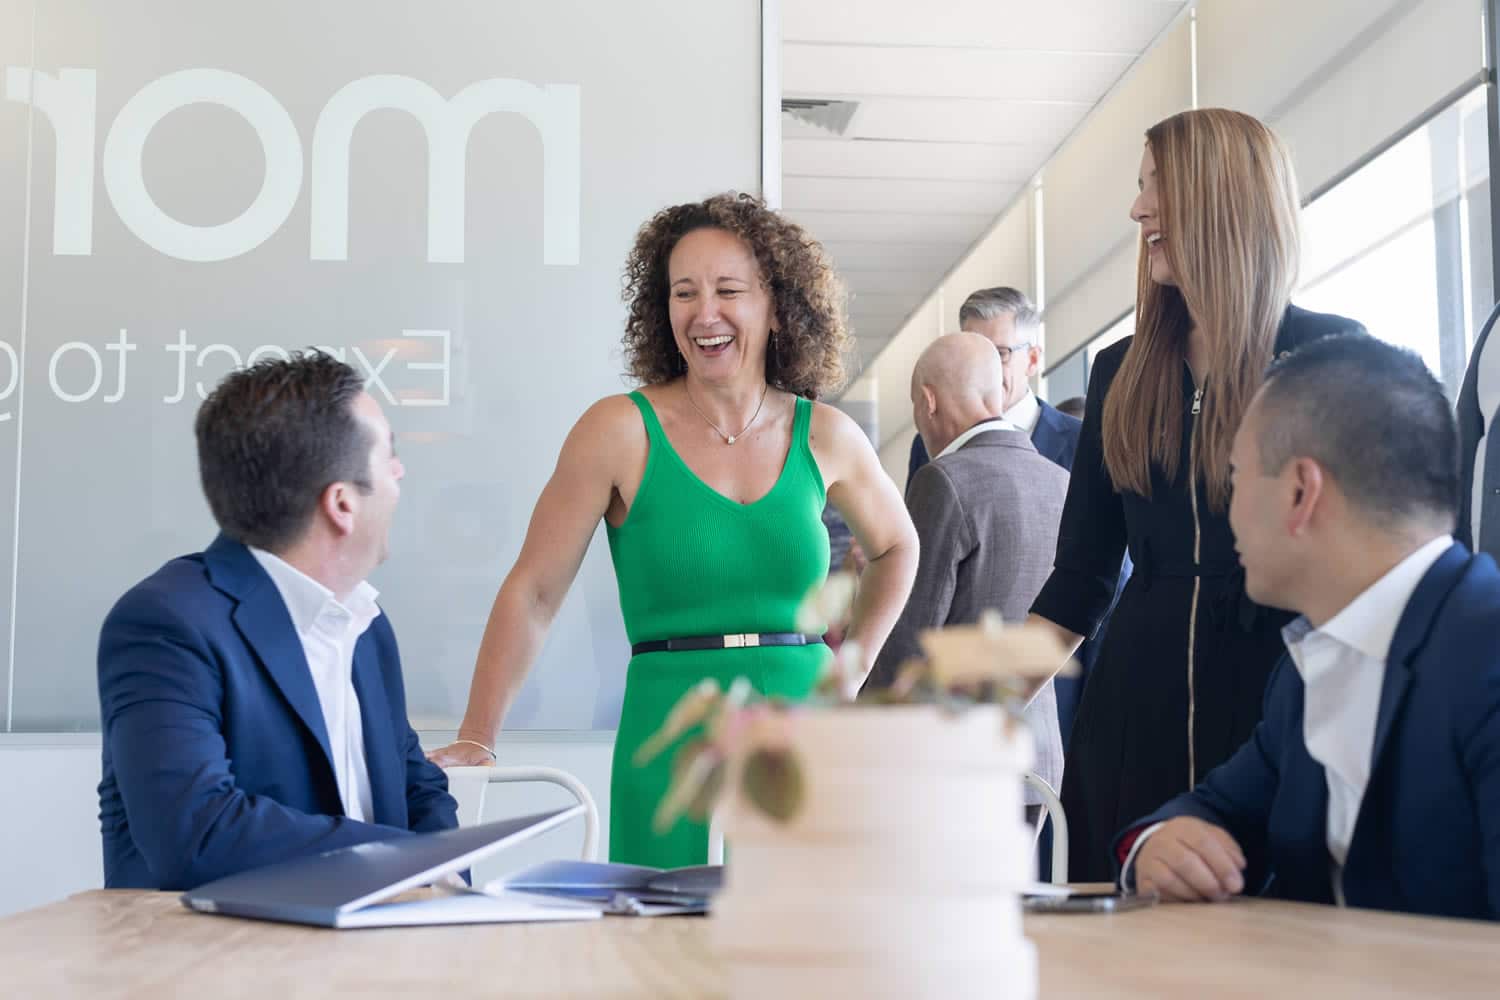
(3, 890, 1496, 997)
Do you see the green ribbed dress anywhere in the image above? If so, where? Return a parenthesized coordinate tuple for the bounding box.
(606, 390, 831, 868)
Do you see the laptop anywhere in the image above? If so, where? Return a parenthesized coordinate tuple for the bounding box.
(180, 806, 603, 928)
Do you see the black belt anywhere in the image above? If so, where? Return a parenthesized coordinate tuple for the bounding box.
(631, 633, 824, 655)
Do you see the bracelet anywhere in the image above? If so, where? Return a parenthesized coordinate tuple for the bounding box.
(452, 738, 497, 760)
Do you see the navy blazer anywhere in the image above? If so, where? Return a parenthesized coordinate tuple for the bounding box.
(97, 534, 458, 890)
(906, 397, 1082, 483)
(1117, 543, 1500, 920)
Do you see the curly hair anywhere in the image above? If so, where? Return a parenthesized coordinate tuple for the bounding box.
(620, 192, 851, 399)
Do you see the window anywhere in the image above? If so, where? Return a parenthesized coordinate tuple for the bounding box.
(1087, 312, 1135, 369)
(1045, 310, 1132, 405)
(1298, 87, 1491, 399)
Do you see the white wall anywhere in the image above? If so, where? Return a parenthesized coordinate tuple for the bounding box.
(0, 733, 616, 918)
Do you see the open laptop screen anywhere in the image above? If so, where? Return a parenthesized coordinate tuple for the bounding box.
(181, 806, 583, 926)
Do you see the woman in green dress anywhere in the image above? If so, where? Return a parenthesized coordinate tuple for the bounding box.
(428, 193, 918, 867)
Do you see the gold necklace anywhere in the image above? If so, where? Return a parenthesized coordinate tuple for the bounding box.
(683, 381, 770, 445)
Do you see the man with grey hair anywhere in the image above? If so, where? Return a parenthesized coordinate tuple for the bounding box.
(869, 332, 1067, 821)
(906, 287, 1081, 482)
(906, 286, 1105, 750)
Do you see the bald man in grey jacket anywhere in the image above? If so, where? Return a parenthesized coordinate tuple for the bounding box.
(866, 332, 1067, 808)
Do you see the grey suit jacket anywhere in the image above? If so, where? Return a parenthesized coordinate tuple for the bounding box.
(868, 427, 1068, 803)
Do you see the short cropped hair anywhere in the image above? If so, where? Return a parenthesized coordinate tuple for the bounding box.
(195, 352, 373, 552)
(958, 287, 1040, 337)
(1255, 334, 1458, 528)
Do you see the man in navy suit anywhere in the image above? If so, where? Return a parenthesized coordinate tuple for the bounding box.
(98, 352, 458, 890)
(1118, 335, 1500, 920)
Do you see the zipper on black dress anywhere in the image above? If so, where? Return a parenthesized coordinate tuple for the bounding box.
(1187, 383, 1204, 788)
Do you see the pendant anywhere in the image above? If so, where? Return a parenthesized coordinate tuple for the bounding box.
(727, 435, 736, 445)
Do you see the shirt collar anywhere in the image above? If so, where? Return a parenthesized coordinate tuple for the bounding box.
(1282, 535, 1453, 663)
(1002, 390, 1041, 435)
(936, 416, 1021, 459)
(249, 547, 381, 637)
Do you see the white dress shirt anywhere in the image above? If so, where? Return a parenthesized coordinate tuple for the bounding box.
(1280, 533, 1451, 904)
(1003, 390, 1042, 436)
(935, 416, 1021, 459)
(250, 548, 382, 823)
(1122, 535, 1453, 901)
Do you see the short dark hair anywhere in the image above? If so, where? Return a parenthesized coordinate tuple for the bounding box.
(1056, 396, 1086, 419)
(1255, 334, 1458, 529)
(958, 287, 1040, 336)
(195, 352, 373, 552)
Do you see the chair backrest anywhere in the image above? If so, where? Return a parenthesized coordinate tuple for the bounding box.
(1457, 299, 1500, 560)
(1024, 771, 1068, 884)
(443, 765, 602, 862)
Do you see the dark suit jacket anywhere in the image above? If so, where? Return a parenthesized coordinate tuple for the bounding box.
(872, 428, 1068, 801)
(1116, 543, 1500, 920)
(906, 396, 1081, 482)
(97, 534, 458, 890)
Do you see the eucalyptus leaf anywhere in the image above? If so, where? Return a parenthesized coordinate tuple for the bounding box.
(685, 756, 727, 822)
(653, 741, 720, 833)
(743, 747, 804, 823)
(635, 679, 721, 766)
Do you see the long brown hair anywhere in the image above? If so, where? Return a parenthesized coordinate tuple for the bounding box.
(1102, 109, 1301, 511)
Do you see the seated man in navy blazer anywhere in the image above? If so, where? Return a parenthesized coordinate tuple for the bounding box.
(98, 352, 458, 890)
(1117, 335, 1500, 920)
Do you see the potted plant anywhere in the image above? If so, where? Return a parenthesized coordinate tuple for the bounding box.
(636, 574, 1071, 1000)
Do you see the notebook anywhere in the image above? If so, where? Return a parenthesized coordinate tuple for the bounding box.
(495, 859, 723, 916)
(180, 806, 603, 928)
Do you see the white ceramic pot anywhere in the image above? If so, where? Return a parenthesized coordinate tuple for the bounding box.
(712, 704, 1037, 1000)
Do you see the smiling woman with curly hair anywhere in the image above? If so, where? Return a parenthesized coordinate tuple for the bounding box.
(430, 192, 917, 869)
(621, 192, 852, 398)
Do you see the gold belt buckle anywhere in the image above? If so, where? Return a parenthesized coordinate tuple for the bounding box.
(723, 633, 759, 648)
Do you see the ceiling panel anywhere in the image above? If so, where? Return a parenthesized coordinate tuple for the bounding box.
(784, 0, 1185, 52)
(835, 98, 1088, 147)
(786, 209, 993, 245)
(783, 138, 1043, 182)
(782, 176, 1020, 216)
(825, 269, 948, 295)
(783, 1, 1190, 374)
(785, 44, 1135, 103)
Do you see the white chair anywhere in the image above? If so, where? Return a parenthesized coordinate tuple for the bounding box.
(1024, 771, 1069, 884)
(444, 765, 601, 862)
(705, 770, 1068, 883)
(708, 808, 726, 865)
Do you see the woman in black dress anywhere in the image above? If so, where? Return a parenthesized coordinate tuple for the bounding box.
(1029, 109, 1366, 881)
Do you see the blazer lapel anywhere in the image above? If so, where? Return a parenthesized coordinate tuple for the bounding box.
(352, 631, 402, 825)
(1030, 406, 1059, 462)
(1279, 738, 1334, 895)
(1369, 543, 1469, 767)
(206, 535, 336, 780)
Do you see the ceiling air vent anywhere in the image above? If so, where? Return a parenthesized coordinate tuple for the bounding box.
(781, 98, 860, 137)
